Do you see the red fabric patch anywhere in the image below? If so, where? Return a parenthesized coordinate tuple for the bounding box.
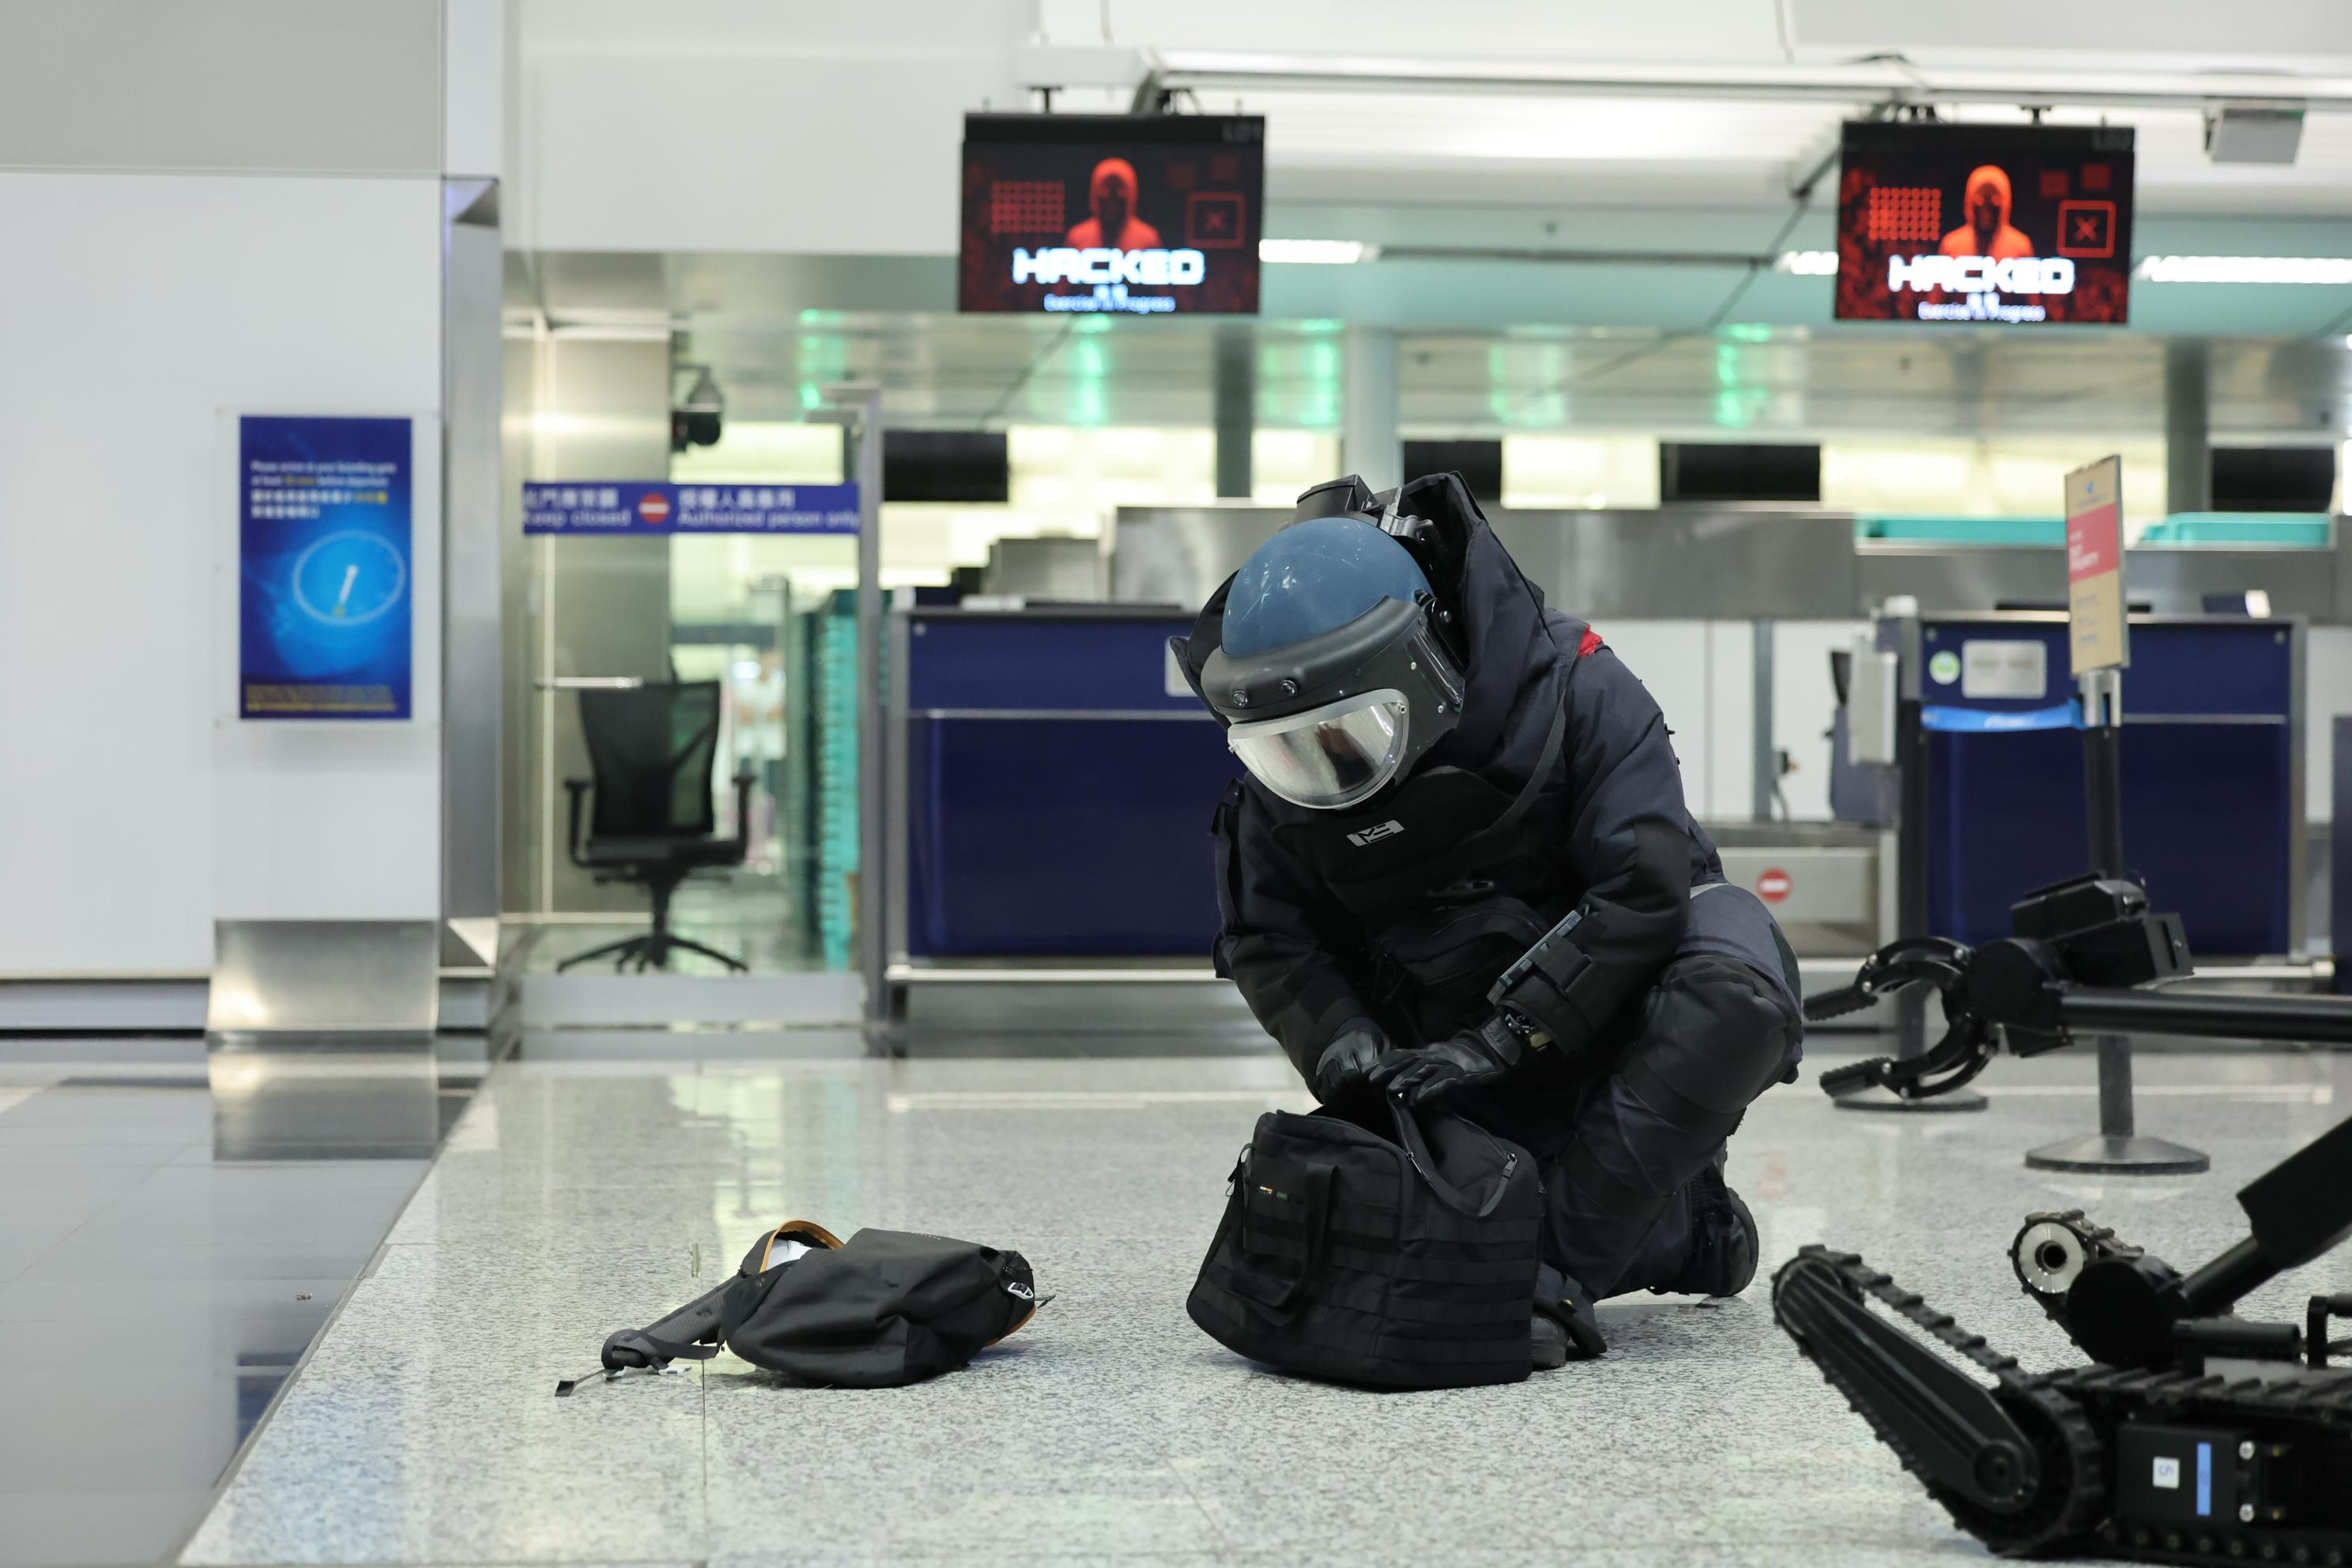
(1577, 628, 1604, 658)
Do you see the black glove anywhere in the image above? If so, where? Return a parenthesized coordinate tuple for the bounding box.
(1367, 1015, 1529, 1107)
(1311, 1019, 1389, 1106)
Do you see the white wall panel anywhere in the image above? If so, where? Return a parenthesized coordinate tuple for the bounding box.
(1788, 0, 2352, 60)
(1772, 620, 1869, 823)
(2309, 625, 2352, 826)
(1592, 620, 1713, 817)
(210, 419, 443, 922)
(0, 1, 443, 174)
(517, 1, 1024, 255)
(0, 172, 444, 972)
(444, 0, 507, 179)
(1706, 621, 1756, 821)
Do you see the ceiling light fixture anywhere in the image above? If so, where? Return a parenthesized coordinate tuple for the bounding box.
(2136, 255, 2352, 285)
(1259, 239, 1379, 265)
(1774, 250, 1839, 276)
(2203, 103, 2305, 165)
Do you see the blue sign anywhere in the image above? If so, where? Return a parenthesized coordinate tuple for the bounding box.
(522, 481, 861, 535)
(1922, 702, 2080, 733)
(239, 416, 414, 720)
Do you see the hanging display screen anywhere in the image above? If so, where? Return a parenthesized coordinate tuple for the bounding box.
(1834, 121, 2135, 326)
(959, 113, 1264, 315)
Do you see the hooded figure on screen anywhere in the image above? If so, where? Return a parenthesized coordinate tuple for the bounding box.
(1939, 165, 2034, 261)
(1065, 157, 1162, 251)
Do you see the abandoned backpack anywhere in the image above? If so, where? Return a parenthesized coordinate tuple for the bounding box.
(558, 1221, 1043, 1393)
(1188, 1099, 1544, 1389)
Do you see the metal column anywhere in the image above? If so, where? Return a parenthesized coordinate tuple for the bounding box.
(1751, 619, 1777, 820)
(1214, 328, 1255, 499)
(2165, 340, 2212, 516)
(823, 386, 891, 1049)
(440, 179, 502, 964)
(1343, 326, 1400, 490)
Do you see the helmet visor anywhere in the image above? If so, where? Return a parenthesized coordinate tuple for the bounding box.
(1226, 690, 1409, 810)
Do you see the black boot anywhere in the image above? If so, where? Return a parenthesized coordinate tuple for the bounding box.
(1531, 1265, 1607, 1368)
(1654, 1163, 1758, 1298)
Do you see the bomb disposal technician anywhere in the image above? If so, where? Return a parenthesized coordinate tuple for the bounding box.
(1174, 473, 1804, 1366)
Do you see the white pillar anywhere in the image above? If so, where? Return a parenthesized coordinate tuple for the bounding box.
(1343, 326, 1401, 490)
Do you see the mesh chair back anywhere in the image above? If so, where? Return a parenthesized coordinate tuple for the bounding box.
(579, 681, 722, 839)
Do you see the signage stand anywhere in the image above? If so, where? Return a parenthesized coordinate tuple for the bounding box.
(2023, 462, 2208, 1175)
(1840, 601, 1986, 1113)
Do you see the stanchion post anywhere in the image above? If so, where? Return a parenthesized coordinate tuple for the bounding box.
(2023, 463, 2207, 1175)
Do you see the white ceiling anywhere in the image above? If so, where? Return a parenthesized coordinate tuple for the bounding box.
(1232, 96, 2352, 215)
(517, 0, 2352, 258)
(1049, 0, 2352, 212)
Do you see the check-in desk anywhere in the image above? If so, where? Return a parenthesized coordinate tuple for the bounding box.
(1920, 613, 2304, 957)
(891, 606, 1238, 965)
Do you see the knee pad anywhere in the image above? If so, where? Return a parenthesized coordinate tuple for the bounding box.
(1622, 955, 1800, 1126)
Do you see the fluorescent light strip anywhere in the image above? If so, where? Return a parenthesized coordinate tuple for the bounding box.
(2136, 255, 2352, 285)
(1259, 239, 1378, 265)
(1775, 251, 2352, 285)
(1774, 250, 1838, 276)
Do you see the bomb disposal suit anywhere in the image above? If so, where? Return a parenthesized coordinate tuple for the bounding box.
(1173, 474, 1802, 1359)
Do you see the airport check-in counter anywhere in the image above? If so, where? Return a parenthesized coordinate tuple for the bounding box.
(890, 605, 1236, 971)
(877, 515, 2342, 1029)
(1918, 612, 2305, 959)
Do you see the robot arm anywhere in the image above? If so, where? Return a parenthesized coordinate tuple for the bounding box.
(1808, 873, 2352, 1100)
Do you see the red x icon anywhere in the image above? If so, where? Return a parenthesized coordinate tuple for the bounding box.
(2056, 200, 2116, 259)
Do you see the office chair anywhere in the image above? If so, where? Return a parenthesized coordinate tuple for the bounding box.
(560, 680, 757, 973)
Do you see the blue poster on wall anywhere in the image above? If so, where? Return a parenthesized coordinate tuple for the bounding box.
(239, 416, 414, 720)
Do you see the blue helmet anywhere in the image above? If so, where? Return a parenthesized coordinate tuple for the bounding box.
(1221, 515, 1434, 658)
(1202, 514, 1463, 810)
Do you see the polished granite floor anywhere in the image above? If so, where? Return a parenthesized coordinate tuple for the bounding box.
(163, 1033, 2352, 1568)
(0, 1037, 482, 1568)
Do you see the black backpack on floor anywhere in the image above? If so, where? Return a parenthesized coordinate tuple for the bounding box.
(560, 1222, 1043, 1394)
(1187, 1100, 1544, 1389)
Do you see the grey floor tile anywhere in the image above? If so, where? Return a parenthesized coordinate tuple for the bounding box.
(19, 1238, 383, 1283)
(0, 1272, 349, 1323)
(0, 1487, 217, 1568)
(0, 1139, 205, 1167)
(0, 1087, 214, 1140)
(0, 1212, 90, 1281)
(64, 1160, 430, 1249)
(0, 1044, 480, 1568)
(0, 1160, 158, 1219)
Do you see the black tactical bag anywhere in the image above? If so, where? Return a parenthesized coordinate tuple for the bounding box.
(561, 1222, 1043, 1393)
(1187, 1100, 1544, 1389)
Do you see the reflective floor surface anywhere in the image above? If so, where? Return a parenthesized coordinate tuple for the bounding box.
(0, 1036, 484, 1568)
(504, 882, 827, 978)
(166, 1033, 2352, 1568)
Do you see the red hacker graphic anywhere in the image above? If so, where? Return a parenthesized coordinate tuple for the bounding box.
(1835, 122, 2135, 326)
(960, 114, 1265, 316)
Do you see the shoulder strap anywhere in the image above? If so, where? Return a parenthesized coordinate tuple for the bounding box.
(1449, 666, 1572, 861)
